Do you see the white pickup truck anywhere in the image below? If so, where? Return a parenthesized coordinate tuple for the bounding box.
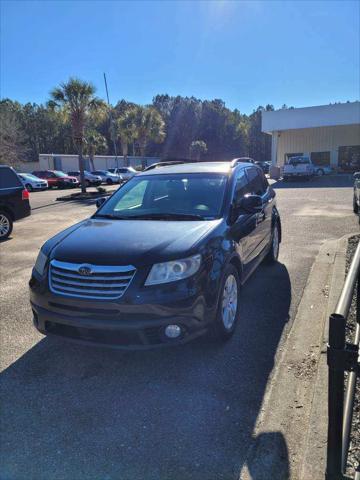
(283, 156, 315, 181)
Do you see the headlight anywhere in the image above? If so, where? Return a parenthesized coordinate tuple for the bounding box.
(34, 250, 48, 275)
(145, 254, 201, 286)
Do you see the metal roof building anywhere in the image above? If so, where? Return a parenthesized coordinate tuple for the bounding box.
(262, 102, 360, 172)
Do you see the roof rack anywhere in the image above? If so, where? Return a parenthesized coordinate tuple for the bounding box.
(143, 160, 190, 171)
(230, 157, 255, 168)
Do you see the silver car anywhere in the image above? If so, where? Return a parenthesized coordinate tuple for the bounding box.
(91, 170, 122, 185)
(18, 173, 48, 191)
(108, 167, 137, 181)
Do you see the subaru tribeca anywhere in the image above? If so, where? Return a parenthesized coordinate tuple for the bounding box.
(29, 160, 281, 349)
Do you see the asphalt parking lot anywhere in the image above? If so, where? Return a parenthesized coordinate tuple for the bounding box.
(0, 175, 358, 480)
(29, 185, 119, 210)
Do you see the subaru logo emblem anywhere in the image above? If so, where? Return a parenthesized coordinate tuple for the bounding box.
(78, 265, 92, 276)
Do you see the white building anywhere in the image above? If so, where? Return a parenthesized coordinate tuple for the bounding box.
(38, 154, 160, 172)
(262, 101, 360, 171)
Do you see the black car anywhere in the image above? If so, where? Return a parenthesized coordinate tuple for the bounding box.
(0, 165, 31, 240)
(29, 160, 281, 349)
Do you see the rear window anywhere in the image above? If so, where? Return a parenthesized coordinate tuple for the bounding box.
(0, 167, 23, 189)
(289, 157, 310, 165)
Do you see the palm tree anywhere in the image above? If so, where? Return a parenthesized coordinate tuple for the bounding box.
(189, 140, 207, 161)
(115, 109, 136, 167)
(49, 78, 105, 192)
(128, 106, 165, 168)
(85, 130, 108, 171)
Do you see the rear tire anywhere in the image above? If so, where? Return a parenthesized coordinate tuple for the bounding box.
(265, 221, 280, 264)
(209, 264, 240, 341)
(353, 195, 359, 214)
(0, 211, 13, 240)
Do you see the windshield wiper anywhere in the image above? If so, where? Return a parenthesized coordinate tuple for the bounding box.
(121, 212, 205, 220)
(93, 213, 127, 220)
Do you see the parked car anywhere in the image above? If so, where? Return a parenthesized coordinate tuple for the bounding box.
(353, 172, 360, 216)
(30, 160, 281, 349)
(18, 173, 48, 191)
(314, 165, 332, 176)
(108, 167, 137, 180)
(283, 156, 314, 181)
(91, 170, 122, 185)
(67, 171, 102, 187)
(0, 165, 31, 240)
(254, 161, 270, 174)
(32, 170, 79, 189)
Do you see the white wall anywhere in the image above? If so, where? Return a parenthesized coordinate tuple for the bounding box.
(274, 124, 360, 167)
(39, 154, 160, 171)
(262, 101, 360, 132)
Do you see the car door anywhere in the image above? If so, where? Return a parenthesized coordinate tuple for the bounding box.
(229, 169, 259, 273)
(245, 167, 273, 255)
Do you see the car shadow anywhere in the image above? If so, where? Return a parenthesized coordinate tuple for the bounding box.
(0, 262, 291, 480)
(272, 174, 353, 189)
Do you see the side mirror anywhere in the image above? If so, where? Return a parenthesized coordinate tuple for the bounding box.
(239, 194, 263, 214)
(353, 172, 360, 180)
(96, 197, 107, 208)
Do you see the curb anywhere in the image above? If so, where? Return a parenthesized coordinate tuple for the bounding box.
(299, 234, 351, 480)
(240, 234, 354, 480)
(56, 189, 116, 202)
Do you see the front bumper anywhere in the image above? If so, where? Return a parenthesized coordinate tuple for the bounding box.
(29, 271, 215, 349)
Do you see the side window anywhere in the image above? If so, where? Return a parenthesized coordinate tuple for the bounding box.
(246, 168, 266, 195)
(0, 168, 22, 188)
(233, 171, 249, 204)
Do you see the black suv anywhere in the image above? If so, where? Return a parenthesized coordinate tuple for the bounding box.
(30, 161, 281, 348)
(0, 165, 31, 240)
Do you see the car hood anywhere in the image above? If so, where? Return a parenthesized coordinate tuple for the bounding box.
(51, 218, 222, 266)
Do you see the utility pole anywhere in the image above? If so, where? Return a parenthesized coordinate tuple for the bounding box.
(103, 73, 118, 169)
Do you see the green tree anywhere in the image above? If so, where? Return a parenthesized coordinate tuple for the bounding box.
(84, 130, 108, 171)
(115, 107, 137, 166)
(189, 140, 207, 161)
(0, 100, 28, 166)
(129, 106, 165, 167)
(49, 78, 105, 192)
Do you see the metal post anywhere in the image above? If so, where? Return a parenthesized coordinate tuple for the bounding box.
(326, 313, 346, 479)
(103, 73, 118, 169)
(342, 276, 360, 472)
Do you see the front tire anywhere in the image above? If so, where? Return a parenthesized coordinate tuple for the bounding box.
(0, 211, 13, 240)
(106, 178, 113, 185)
(265, 221, 280, 264)
(317, 169, 324, 176)
(209, 264, 240, 341)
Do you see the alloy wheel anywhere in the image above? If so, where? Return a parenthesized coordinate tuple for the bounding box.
(221, 274, 238, 330)
(272, 225, 279, 259)
(0, 214, 10, 238)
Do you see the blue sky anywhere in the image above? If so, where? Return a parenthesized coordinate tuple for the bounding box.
(1, 0, 359, 113)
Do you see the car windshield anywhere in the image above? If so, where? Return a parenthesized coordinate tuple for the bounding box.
(53, 171, 68, 177)
(94, 173, 228, 220)
(20, 173, 38, 180)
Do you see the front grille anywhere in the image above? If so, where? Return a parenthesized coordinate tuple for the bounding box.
(49, 260, 136, 300)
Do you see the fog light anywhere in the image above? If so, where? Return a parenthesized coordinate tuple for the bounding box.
(164, 324, 182, 339)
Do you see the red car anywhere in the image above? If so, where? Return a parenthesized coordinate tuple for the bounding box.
(32, 170, 79, 189)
